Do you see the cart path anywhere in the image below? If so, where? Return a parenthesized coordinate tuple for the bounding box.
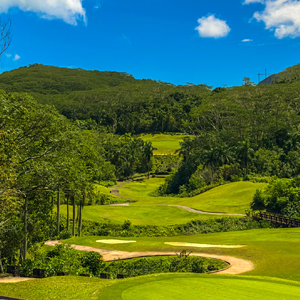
(110, 181, 131, 199)
(110, 181, 245, 216)
(45, 241, 254, 275)
(166, 205, 245, 216)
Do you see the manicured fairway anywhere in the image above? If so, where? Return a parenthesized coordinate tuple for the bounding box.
(140, 133, 187, 155)
(59, 204, 220, 225)
(2, 274, 300, 300)
(64, 227, 300, 281)
(120, 178, 267, 214)
(100, 274, 300, 300)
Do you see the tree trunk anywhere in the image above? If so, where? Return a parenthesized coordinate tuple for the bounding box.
(0, 252, 4, 273)
(67, 195, 69, 231)
(78, 204, 81, 237)
(23, 196, 28, 261)
(78, 192, 84, 237)
(72, 195, 75, 236)
(57, 187, 60, 234)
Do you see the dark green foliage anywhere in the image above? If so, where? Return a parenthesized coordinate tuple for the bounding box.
(251, 177, 300, 218)
(153, 155, 180, 174)
(20, 245, 226, 279)
(20, 244, 103, 277)
(79, 217, 272, 238)
(0, 64, 211, 134)
(102, 254, 226, 278)
(100, 134, 154, 180)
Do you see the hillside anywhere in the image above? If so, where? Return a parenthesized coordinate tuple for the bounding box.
(0, 64, 211, 134)
(259, 63, 300, 85)
(1, 63, 300, 136)
(0, 63, 145, 94)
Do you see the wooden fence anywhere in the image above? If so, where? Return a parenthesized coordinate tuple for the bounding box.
(251, 211, 300, 227)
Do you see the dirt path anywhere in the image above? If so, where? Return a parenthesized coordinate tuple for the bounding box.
(0, 277, 35, 283)
(45, 241, 254, 275)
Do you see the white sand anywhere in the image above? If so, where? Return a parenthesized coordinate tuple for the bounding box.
(164, 242, 245, 248)
(96, 239, 136, 244)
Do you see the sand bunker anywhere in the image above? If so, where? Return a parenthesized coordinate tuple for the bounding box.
(164, 242, 245, 248)
(96, 239, 136, 244)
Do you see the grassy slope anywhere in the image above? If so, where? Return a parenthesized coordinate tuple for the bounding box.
(140, 134, 187, 155)
(59, 204, 220, 225)
(0, 276, 115, 300)
(59, 179, 264, 224)
(120, 178, 267, 214)
(2, 274, 300, 300)
(94, 184, 118, 198)
(65, 227, 300, 282)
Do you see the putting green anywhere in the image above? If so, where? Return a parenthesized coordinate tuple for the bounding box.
(100, 274, 300, 300)
(164, 242, 245, 248)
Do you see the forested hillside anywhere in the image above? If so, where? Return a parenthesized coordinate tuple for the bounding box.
(0, 64, 211, 134)
(1, 63, 300, 136)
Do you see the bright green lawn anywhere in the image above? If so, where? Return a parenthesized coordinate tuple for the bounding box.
(100, 274, 300, 300)
(59, 204, 220, 225)
(140, 133, 187, 155)
(120, 178, 267, 214)
(64, 227, 300, 282)
(2, 274, 300, 300)
(0, 276, 114, 300)
(59, 179, 265, 225)
(94, 184, 117, 197)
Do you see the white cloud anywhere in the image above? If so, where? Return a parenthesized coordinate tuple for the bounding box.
(0, 0, 86, 25)
(5, 53, 11, 58)
(242, 39, 253, 42)
(13, 54, 20, 61)
(195, 15, 231, 38)
(249, 0, 300, 38)
(244, 0, 265, 4)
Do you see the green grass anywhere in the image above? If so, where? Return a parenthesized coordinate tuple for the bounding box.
(2, 274, 300, 300)
(0, 276, 115, 300)
(59, 204, 220, 225)
(59, 179, 265, 225)
(140, 133, 187, 155)
(64, 227, 300, 282)
(100, 274, 300, 300)
(120, 178, 267, 214)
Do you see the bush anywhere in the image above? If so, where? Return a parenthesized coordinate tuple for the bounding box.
(101, 253, 227, 278)
(79, 217, 273, 238)
(251, 177, 300, 218)
(21, 244, 103, 277)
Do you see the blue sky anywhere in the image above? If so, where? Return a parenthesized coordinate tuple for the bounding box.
(1, 0, 300, 87)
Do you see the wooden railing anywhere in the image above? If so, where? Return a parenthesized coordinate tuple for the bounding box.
(251, 211, 300, 227)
